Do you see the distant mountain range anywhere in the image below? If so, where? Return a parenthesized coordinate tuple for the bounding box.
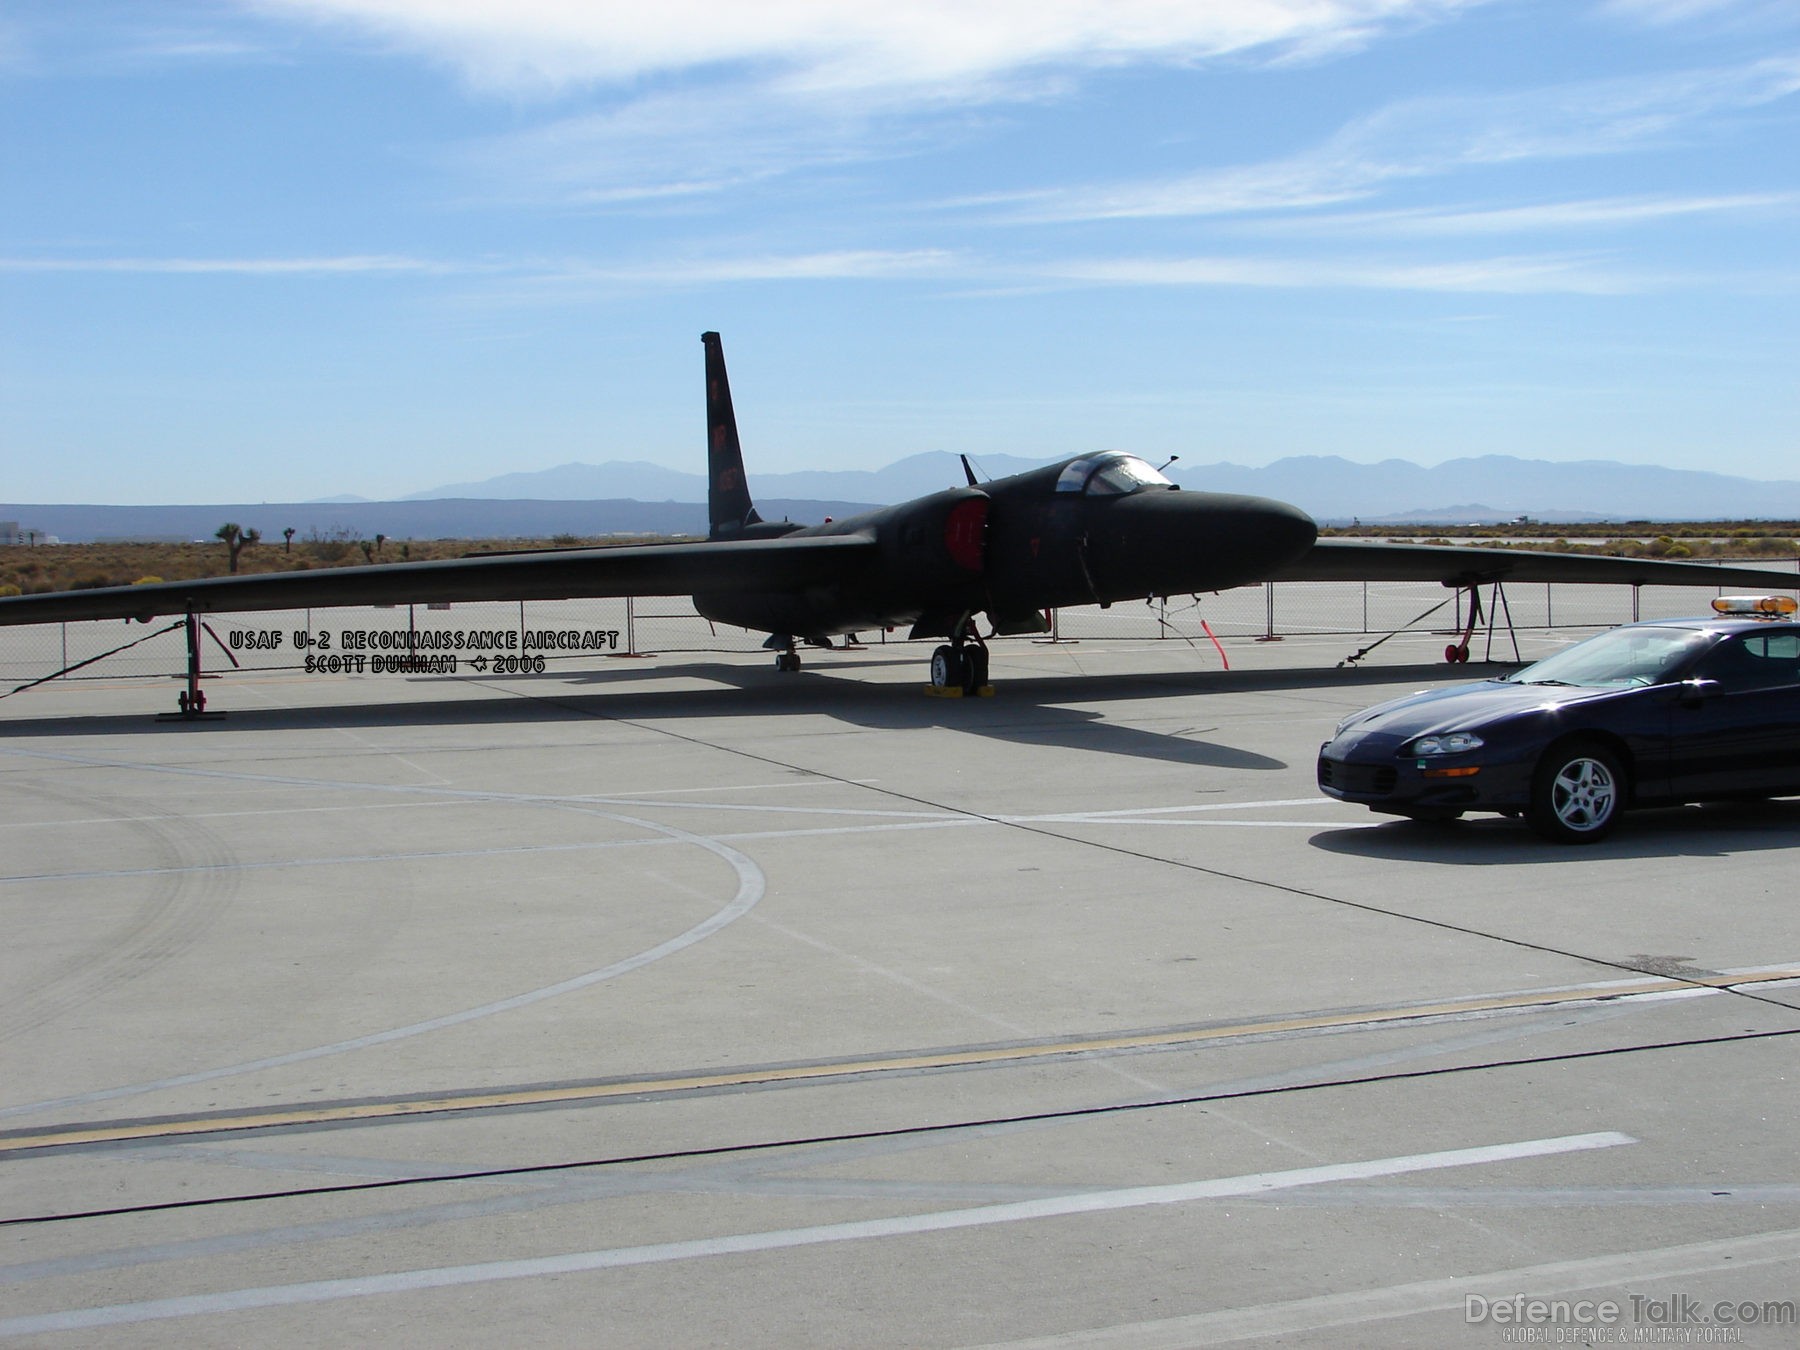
(1181, 455, 1800, 524)
(9, 453, 1798, 543)
(0, 498, 872, 545)
(405, 451, 1800, 524)
(402, 453, 1061, 508)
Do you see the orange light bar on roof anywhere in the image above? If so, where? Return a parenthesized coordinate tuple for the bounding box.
(1712, 595, 1799, 616)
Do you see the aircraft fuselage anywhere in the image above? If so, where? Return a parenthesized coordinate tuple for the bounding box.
(694, 454, 1319, 642)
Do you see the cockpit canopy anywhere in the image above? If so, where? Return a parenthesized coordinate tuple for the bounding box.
(1053, 452, 1174, 497)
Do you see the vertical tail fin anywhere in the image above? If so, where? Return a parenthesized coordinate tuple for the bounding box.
(702, 331, 761, 538)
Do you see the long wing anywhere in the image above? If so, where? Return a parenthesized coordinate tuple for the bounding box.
(0, 533, 877, 627)
(1273, 539, 1800, 590)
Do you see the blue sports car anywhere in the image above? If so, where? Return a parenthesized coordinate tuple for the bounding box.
(1317, 596, 1800, 842)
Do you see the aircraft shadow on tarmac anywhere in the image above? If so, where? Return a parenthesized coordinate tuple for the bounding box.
(0, 653, 1492, 770)
(1310, 797, 1800, 863)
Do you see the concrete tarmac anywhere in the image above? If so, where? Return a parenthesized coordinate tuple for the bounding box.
(2, 628, 1798, 1346)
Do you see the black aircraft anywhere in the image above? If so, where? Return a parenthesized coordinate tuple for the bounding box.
(2, 331, 1795, 715)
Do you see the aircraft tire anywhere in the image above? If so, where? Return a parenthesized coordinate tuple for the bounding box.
(967, 645, 989, 692)
(930, 645, 964, 690)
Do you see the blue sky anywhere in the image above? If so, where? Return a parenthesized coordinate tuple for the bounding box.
(3, 0, 1796, 504)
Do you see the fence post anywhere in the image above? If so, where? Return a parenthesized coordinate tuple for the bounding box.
(1033, 609, 1074, 644)
(1256, 583, 1282, 642)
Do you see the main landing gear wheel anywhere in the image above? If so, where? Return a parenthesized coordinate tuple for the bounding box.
(927, 617, 991, 696)
(774, 650, 802, 673)
(1444, 643, 1470, 664)
(177, 688, 205, 715)
(1527, 740, 1623, 844)
(929, 642, 990, 695)
(930, 644, 967, 692)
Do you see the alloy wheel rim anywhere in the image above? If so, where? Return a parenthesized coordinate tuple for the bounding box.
(1552, 758, 1616, 831)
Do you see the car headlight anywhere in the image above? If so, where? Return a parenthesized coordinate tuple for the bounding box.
(1407, 731, 1485, 756)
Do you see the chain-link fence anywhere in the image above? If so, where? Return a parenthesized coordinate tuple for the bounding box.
(1, 565, 1796, 686)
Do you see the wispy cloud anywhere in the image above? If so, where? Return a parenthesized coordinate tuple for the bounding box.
(251, 1, 1490, 97)
(284, 1, 1492, 208)
(490, 246, 1666, 298)
(0, 254, 454, 275)
(1249, 191, 1800, 237)
(8, 245, 1773, 299)
(1035, 252, 1656, 295)
(455, 83, 920, 209)
(986, 54, 1800, 223)
(0, 12, 286, 79)
(1602, 0, 1800, 29)
(544, 249, 959, 285)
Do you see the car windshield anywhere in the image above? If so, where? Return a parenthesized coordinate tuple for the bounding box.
(1503, 625, 1712, 689)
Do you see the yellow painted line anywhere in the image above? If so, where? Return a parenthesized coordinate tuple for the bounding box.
(5, 966, 1797, 1156)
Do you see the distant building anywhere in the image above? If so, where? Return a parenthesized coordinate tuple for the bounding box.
(0, 523, 59, 544)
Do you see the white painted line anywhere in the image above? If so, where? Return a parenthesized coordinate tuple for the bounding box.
(0, 811, 766, 1122)
(0, 1132, 1633, 1337)
(973, 1225, 1800, 1347)
(1022, 798, 1332, 820)
(0, 779, 874, 829)
(1012, 819, 1356, 829)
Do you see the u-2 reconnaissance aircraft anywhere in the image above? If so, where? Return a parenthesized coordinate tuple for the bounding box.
(1, 331, 1795, 712)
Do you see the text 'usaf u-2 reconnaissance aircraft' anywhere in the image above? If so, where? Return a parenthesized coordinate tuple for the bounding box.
(2, 331, 1795, 716)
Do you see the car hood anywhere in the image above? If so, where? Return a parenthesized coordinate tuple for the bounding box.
(1329, 679, 1626, 749)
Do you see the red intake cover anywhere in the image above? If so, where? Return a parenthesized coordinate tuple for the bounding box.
(945, 497, 988, 572)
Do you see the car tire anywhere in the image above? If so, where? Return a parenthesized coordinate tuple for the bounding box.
(1527, 740, 1624, 844)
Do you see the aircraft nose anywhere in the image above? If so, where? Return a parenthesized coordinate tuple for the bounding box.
(1245, 495, 1319, 567)
(1085, 489, 1319, 597)
(1193, 492, 1318, 580)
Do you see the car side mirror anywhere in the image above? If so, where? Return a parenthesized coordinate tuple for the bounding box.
(1677, 677, 1719, 706)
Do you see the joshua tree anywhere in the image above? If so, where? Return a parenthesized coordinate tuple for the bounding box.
(375, 533, 387, 558)
(283, 527, 295, 553)
(215, 522, 261, 573)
